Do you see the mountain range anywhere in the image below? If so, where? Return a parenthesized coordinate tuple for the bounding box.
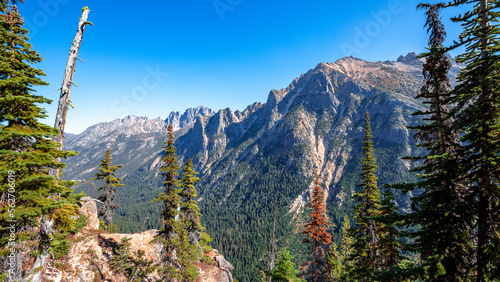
(62, 52, 462, 281)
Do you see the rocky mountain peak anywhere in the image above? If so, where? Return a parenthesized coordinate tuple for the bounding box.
(65, 107, 213, 149)
(397, 52, 422, 65)
(62, 52, 454, 280)
(166, 105, 215, 130)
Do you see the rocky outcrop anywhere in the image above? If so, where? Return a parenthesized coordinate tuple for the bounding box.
(51, 197, 233, 282)
(166, 106, 215, 130)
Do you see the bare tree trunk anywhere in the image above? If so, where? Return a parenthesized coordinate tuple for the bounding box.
(49, 7, 92, 182)
(28, 7, 92, 282)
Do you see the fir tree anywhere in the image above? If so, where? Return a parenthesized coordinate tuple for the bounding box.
(338, 214, 354, 279)
(109, 237, 134, 276)
(411, 3, 472, 280)
(301, 174, 332, 282)
(179, 158, 203, 259)
(444, 0, 500, 280)
(0, 2, 82, 279)
(268, 249, 305, 282)
(372, 189, 403, 280)
(350, 112, 382, 280)
(152, 124, 185, 278)
(325, 242, 342, 281)
(90, 149, 123, 232)
(392, 3, 479, 280)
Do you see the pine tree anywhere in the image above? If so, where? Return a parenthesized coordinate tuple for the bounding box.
(301, 173, 332, 282)
(326, 242, 342, 281)
(152, 127, 208, 281)
(152, 124, 185, 278)
(268, 196, 278, 282)
(0, 2, 82, 279)
(268, 249, 305, 282)
(444, 0, 500, 280)
(412, 3, 472, 280)
(350, 112, 382, 280)
(392, 3, 477, 280)
(338, 214, 354, 279)
(109, 237, 134, 276)
(179, 158, 203, 259)
(90, 149, 123, 232)
(372, 189, 403, 279)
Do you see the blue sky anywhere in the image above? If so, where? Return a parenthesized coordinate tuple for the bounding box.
(17, 0, 467, 133)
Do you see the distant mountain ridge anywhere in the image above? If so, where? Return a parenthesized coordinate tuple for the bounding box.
(62, 106, 213, 181)
(166, 105, 215, 130)
(62, 53, 462, 281)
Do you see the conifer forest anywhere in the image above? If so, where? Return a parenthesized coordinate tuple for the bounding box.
(0, 0, 500, 281)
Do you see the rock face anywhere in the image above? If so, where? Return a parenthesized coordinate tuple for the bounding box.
(53, 197, 233, 282)
(166, 106, 215, 131)
(62, 107, 213, 182)
(61, 53, 462, 280)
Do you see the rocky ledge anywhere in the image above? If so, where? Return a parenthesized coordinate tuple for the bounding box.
(47, 197, 233, 282)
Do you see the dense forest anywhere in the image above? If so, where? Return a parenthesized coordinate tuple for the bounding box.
(1, 0, 500, 281)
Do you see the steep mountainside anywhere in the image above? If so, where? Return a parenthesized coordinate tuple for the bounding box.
(63, 107, 213, 182)
(63, 53, 461, 281)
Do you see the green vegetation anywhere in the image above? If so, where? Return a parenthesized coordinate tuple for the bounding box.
(266, 249, 304, 282)
(0, 2, 84, 278)
(2, 0, 500, 281)
(152, 124, 213, 281)
(349, 113, 382, 280)
(110, 237, 156, 281)
(386, 1, 500, 280)
(91, 149, 124, 232)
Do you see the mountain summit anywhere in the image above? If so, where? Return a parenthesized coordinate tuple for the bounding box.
(63, 53, 459, 281)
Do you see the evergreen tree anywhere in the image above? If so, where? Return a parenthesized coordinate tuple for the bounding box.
(393, 3, 479, 280)
(268, 249, 305, 282)
(90, 149, 123, 232)
(152, 124, 185, 279)
(372, 189, 403, 279)
(109, 237, 134, 275)
(0, 2, 82, 279)
(267, 197, 278, 282)
(338, 214, 354, 279)
(110, 237, 156, 280)
(301, 174, 332, 282)
(411, 3, 472, 280)
(179, 158, 203, 258)
(445, 0, 500, 280)
(325, 242, 342, 281)
(350, 112, 382, 280)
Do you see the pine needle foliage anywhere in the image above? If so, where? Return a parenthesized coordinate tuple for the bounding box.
(0, 2, 82, 276)
(152, 124, 186, 279)
(90, 149, 123, 232)
(444, 0, 500, 280)
(391, 4, 474, 280)
(350, 112, 382, 280)
(338, 214, 354, 279)
(179, 158, 203, 259)
(152, 125, 212, 281)
(372, 189, 404, 280)
(267, 249, 305, 282)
